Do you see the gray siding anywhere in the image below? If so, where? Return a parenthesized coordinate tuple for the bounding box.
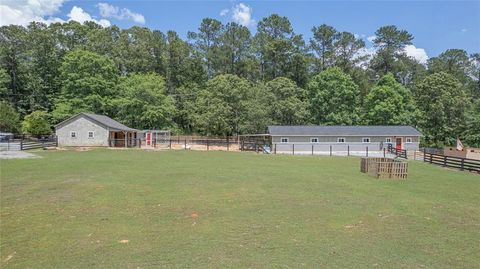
(272, 135, 419, 143)
(272, 135, 420, 151)
(56, 117, 109, 146)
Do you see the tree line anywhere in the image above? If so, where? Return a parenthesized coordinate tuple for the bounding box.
(0, 15, 479, 147)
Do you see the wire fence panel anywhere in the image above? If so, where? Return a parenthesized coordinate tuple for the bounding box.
(272, 143, 392, 157)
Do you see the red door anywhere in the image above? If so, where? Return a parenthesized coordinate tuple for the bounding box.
(146, 132, 151, 146)
(395, 137, 402, 150)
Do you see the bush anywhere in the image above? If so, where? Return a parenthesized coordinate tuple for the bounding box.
(21, 111, 52, 136)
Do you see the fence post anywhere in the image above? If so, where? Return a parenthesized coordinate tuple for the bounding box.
(227, 137, 229, 151)
(56, 136, 58, 147)
(292, 144, 295, 155)
(423, 148, 426, 162)
(443, 156, 447, 167)
(312, 144, 314, 155)
(414, 150, 416, 160)
(330, 145, 332, 156)
(169, 139, 172, 149)
(184, 139, 187, 150)
(347, 145, 350, 156)
(20, 139, 23, 151)
(430, 154, 433, 164)
(207, 139, 209, 151)
(460, 158, 464, 171)
(366, 146, 369, 157)
(383, 148, 386, 158)
(274, 143, 276, 154)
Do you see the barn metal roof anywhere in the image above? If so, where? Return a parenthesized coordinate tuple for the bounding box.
(267, 125, 422, 136)
(55, 112, 137, 131)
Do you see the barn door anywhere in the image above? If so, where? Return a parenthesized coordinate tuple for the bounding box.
(395, 137, 402, 150)
(146, 132, 151, 146)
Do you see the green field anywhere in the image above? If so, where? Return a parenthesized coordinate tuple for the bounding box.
(1, 149, 479, 268)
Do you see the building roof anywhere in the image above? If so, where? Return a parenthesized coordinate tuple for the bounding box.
(267, 125, 422, 136)
(55, 112, 137, 132)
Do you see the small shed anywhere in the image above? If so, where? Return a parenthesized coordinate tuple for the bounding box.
(55, 112, 138, 147)
(444, 147, 480, 160)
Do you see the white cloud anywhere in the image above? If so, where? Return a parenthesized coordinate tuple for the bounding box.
(232, 3, 255, 27)
(220, 8, 229, 16)
(461, 28, 468, 33)
(0, 0, 66, 26)
(354, 47, 377, 68)
(97, 3, 145, 24)
(367, 35, 376, 43)
(67, 6, 111, 27)
(403, 44, 428, 64)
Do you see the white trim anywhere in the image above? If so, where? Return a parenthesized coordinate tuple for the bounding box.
(337, 137, 346, 143)
(70, 131, 76, 139)
(405, 137, 413, 143)
(362, 137, 371, 143)
(88, 131, 94, 139)
(280, 137, 289, 143)
(310, 137, 319, 143)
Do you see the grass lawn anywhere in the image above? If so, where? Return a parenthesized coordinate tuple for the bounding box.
(1, 149, 479, 268)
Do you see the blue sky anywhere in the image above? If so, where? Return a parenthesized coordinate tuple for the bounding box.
(1, 0, 479, 59)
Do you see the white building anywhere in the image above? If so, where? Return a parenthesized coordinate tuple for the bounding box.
(55, 112, 138, 147)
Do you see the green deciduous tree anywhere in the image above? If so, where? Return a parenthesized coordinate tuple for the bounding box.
(464, 99, 480, 147)
(21, 110, 51, 135)
(0, 101, 20, 133)
(308, 68, 360, 125)
(195, 74, 251, 135)
(114, 73, 175, 129)
(0, 25, 29, 114)
(363, 73, 418, 125)
(266, 77, 308, 125)
(416, 72, 469, 146)
(52, 49, 118, 123)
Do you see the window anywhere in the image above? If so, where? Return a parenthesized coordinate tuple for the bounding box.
(310, 137, 319, 143)
(70, 131, 76, 138)
(88, 131, 94, 138)
(362, 137, 371, 143)
(337, 137, 346, 143)
(280, 138, 289, 143)
(385, 137, 392, 143)
(406, 137, 413, 143)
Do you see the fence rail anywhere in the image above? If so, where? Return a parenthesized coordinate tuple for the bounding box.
(19, 136, 58, 150)
(388, 144, 407, 159)
(423, 152, 480, 173)
(142, 137, 238, 151)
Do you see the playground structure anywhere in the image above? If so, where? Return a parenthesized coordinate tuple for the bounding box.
(360, 157, 408, 179)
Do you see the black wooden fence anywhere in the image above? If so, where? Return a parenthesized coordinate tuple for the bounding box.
(423, 152, 480, 173)
(388, 144, 407, 159)
(20, 136, 58, 150)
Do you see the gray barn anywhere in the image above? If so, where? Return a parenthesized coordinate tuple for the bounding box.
(268, 125, 421, 153)
(55, 113, 138, 147)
